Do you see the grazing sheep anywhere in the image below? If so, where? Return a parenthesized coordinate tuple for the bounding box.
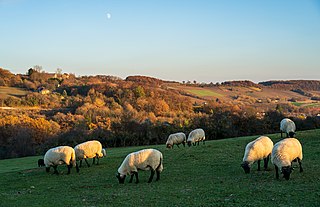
(187, 128, 205, 147)
(116, 149, 163, 184)
(44, 146, 79, 174)
(280, 118, 296, 138)
(74, 140, 107, 167)
(166, 132, 186, 149)
(38, 158, 45, 167)
(241, 136, 274, 174)
(271, 138, 303, 180)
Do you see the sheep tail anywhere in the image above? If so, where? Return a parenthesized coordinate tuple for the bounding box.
(156, 154, 163, 171)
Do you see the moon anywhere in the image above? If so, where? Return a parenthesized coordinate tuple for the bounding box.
(106, 13, 111, 19)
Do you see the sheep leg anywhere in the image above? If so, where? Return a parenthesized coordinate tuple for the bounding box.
(129, 174, 134, 183)
(75, 163, 80, 173)
(257, 160, 261, 171)
(182, 142, 185, 147)
(53, 166, 59, 175)
(148, 169, 155, 183)
(67, 165, 72, 174)
(79, 160, 83, 167)
(197, 141, 200, 146)
(193, 143, 196, 146)
(84, 159, 90, 167)
(297, 158, 303, 173)
(129, 172, 139, 183)
(275, 165, 279, 179)
(134, 172, 139, 183)
(203, 140, 205, 145)
(92, 157, 96, 165)
(156, 170, 160, 181)
(264, 156, 269, 170)
(177, 144, 180, 148)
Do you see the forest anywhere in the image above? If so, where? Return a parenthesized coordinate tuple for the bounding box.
(1, 67, 320, 159)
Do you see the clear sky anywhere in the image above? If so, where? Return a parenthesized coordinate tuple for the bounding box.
(1, 0, 319, 83)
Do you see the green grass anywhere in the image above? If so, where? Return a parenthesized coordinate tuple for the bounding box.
(186, 89, 223, 97)
(1, 130, 320, 206)
(291, 102, 304, 107)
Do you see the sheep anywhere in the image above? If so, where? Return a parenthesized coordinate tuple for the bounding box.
(166, 132, 186, 149)
(280, 118, 296, 138)
(38, 158, 45, 167)
(271, 138, 303, 180)
(116, 149, 163, 184)
(44, 146, 79, 174)
(187, 128, 205, 147)
(74, 140, 107, 167)
(241, 136, 274, 174)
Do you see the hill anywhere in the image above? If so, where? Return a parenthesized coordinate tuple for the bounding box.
(0, 129, 319, 206)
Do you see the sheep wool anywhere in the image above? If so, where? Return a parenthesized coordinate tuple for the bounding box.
(74, 140, 106, 167)
(117, 149, 163, 184)
(187, 128, 205, 146)
(241, 136, 273, 173)
(271, 138, 303, 180)
(166, 132, 186, 148)
(44, 146, 79, 174)
(280, 118, 296, 138)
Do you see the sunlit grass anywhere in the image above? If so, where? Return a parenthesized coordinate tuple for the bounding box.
(0, 129, 319, 206)
(186, 89, 223, 97)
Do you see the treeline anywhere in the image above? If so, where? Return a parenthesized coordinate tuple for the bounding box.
(1, 107, 320, 159)
(259, 80, 320, 91)
(1, 67, 320, 159)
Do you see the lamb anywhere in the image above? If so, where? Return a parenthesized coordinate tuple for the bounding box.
(38, 158, 45, 167)
(166, 132, 186, 148)
(44, 146, 79, 174)
(280, 118, 296, 138)
(74, 140, 107, 167)
(187, 128, 205, 147)
(241, 136, 274, 174)
(116, 149, 163, 184)
(271, 138, 303, 180)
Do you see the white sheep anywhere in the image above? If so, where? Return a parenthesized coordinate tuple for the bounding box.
(44, 146, 79, 174)
(166, 132, 186, 148)
(241, 136, 274, 174)
(271, 138, 303, 180)
(187, 128, 205, 147)
(280, 118, 296, 138)
(116, 149, 163, 184)
(74, 140, 107, 167)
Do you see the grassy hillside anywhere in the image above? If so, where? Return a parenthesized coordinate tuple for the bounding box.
(0, 129, 319, 206)
(0, 86, 28, 98)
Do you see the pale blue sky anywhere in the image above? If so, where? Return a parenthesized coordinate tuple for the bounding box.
(1, 0, 319, 83)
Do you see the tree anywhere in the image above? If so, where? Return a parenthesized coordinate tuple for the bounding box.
(33, 65, 43, 73)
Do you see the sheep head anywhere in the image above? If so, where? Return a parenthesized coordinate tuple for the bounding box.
(282, 166, 293, 180)
(116, 173, 126, 184)
(241, 161, 250, 174)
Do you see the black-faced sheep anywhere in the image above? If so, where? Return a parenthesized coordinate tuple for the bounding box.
(187, 128, 205, 147)
(241, 136, 273, 173)
(38, 158, 45, 167)
(44, 146, 79, 175)
(116, 149, 163, 184)
(271, 138, 303, 180)
(74, 140, 107, 167)
(166, 132, 186, 149)
(280, 118, 296, 138)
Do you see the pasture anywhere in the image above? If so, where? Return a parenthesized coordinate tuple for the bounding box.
(0, 86, 28, 98)
(0, 129, 319, 206)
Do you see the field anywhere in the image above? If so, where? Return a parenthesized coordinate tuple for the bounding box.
(0, 129, 320, 206)
(185, 89, 223, 98)
(0, 86, 28, 98)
